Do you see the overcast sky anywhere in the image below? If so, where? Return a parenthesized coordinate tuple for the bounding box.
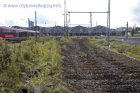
(0, 0, 139, 28)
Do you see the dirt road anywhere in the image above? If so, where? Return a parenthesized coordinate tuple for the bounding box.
(62, 38, 140, 93)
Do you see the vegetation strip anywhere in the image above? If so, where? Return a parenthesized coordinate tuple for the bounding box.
(0, 37, 69, 93)
(89, 37, 140, 60)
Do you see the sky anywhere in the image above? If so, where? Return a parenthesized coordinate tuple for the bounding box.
(0, 0, 139, 28)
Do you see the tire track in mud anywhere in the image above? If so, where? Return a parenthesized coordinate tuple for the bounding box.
(62, 38, 140, 93)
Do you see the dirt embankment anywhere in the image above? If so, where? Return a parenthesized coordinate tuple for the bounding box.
(62, 38, 140, 93)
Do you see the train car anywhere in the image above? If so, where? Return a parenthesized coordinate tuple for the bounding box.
(26, 30, 40, 37)
(0, 26, 16, 38)
(0, 26, 40, 42)
(13, 28, 28, 41)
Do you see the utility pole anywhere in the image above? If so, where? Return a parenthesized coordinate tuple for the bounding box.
(64, 0, 69, 36)
(35, 11, 37, 40)
(90, 12, 92, 36)
(107, 0, 111, 45)
(126, 22, 128, 39)
(64, 0, 66, 35)
(35, 11, 37, 27)
(68, 12, 70, 27)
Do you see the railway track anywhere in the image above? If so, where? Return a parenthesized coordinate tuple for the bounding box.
(62, 38, 140, 93)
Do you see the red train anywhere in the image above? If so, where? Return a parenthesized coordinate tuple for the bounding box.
(0, 26, 40, 42)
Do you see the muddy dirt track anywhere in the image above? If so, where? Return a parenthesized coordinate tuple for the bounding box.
(62, 38, 140, 93)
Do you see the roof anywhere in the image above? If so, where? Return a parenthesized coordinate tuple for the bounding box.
(70, 26, 88, 33)
(48, 26, 65, 33)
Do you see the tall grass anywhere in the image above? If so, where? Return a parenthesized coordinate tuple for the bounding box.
(0, 37, 69, 93)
